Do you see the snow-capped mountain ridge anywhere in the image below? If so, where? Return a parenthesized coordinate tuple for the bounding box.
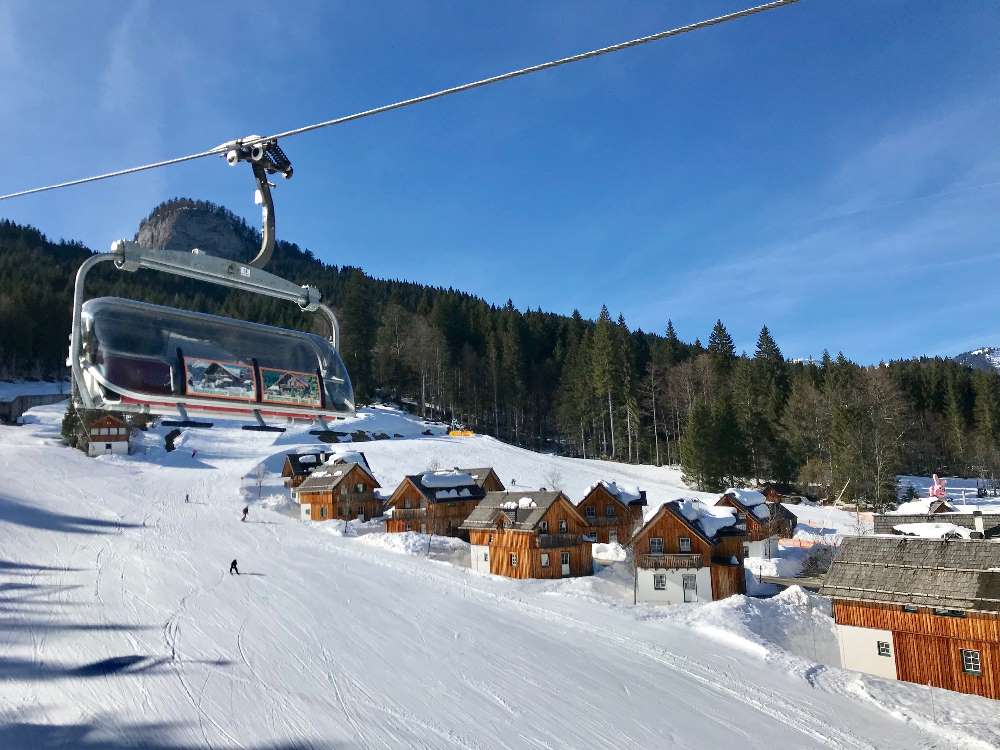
(952, 346, 1000, 372)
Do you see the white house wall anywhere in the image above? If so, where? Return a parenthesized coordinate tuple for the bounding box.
(836, 624, 897, 680)
(470, 545, 490, 575)
(301, 504, 312, 522)
(636, 567, 713, 605)
(88, 441, 129, 457)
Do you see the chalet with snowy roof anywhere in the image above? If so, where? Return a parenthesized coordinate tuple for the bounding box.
(715, 488, 796, 558)
(460, 490, 593, 579)
(86, 414, 130, 457)
(820, 536, 1000, 700)
(630, 499, 746, 605)
(461, 467, 506, 493)
(889, 511, 1000, 541)
(384, 469, 497, 538)
(281, 450, 371, 488)
(293, 459, 381, 522)
(576, 481, 647, 545)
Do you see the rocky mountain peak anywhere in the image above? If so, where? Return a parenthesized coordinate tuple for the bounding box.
(134, 198, 259, 262)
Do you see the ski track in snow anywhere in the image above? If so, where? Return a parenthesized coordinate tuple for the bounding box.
(0, 403, 997, 749)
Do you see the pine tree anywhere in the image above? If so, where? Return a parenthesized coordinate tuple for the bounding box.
(663, 319, 683, 366)
(681, 399, 716, 490)
(713, 395, 748, 487)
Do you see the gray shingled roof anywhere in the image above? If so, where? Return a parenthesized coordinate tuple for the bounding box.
(459, 490, 567, 532)
(819, 536, 1000, 613)
(295, 462, 378, 493)
(284, 452, 330, 477)
(461, 468, 500, 490)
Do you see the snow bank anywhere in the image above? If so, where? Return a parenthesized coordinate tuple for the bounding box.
(421, 469, 475, 487)
(892, 522, 972, 539)
(592, 542, 627, 563)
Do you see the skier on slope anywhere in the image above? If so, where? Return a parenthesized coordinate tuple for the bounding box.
(241, 506, 249, 522)
(229, 559, 240, 575)
(185, 493, 190, 504)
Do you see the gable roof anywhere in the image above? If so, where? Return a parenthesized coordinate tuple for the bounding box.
(718, 489, 772, 522)
(633, 499, 741, 547)
(88, 414, 127, 429)
(819, 536, 1000, 614)
(283, 450, 371, 478)
(397, 470, 488, 505)
(295, 461, 379, 493)
(580, 481, 647, 508)
(460, 490, 583, 532)
(460, 467, 502, 490)
(890, 497, 958, 515)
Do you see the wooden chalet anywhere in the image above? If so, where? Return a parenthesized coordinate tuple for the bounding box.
(461, 467, 506, 493)
(460, 490, 593, 579)
(630, 499, 746, 604)
(293, 460, 381, 522)
(86, 414, 130, 457)
(820, 536, 1000, 700)
(384, 469, 492, 538)
(715, 488, 796, 558)
(281, 450, 371, 488)
(576, 481, 647, 544)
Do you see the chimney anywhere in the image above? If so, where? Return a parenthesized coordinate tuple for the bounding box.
(639, 490, 647, 503)
(972, 510, 985, 538)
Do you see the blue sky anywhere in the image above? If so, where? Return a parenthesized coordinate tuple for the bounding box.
(1, 1, 999, 363)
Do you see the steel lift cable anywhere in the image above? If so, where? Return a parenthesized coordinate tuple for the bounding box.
(0, 0, 798, 202)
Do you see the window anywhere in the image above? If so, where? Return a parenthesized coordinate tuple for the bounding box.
(649, 537, 664, 555)
(560, 552, 570, 566)
(653, 573, 667, 590)
(541, 553, 550, 568)
(585, 506, 596, 519)
(304, 506, 310, 515)
(320, 507, 326, 518)
(355, 483, 365, 493)
(340, 487, 347, 498)
(902, 604, 919, 613)
(403, 499, 411, 509)
(605, 505, 616, 518)
(558, 520, 567, 533)
(488, 534, 493, 543)
(105, 443, 112, 450)
(961, 649, 982, 676)
(405, 523, 412, 531)
(877, 641, 891, 657)
(678, 537, 692, 552)
(934, 608, 967, 618)
(510, 553, 518, 568)
(540, 521, 548, 533)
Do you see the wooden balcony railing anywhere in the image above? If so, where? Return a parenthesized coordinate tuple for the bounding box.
(390, 507, 426, 519)
(636, 553, 704, 570)
(584, 516, 622, 527)
(538, 533, 582, 548)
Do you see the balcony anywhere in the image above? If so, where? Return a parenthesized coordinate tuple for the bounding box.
(538, 533, 582, 548)
(390, 507, 427, 520)
(584, 516, 622, 527)
(636, 553, 704, 570)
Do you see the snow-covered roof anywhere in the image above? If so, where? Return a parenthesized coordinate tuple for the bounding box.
(461, 491, 573, 533)
(593, 480, 644, 505)
(421, 470, 476, 488)
(673, 498, 738, 540)
(436, 488, 473, 500)
(892, 523, 972, 540)
(890, 498, 958, 515)
(295, 461, 380, 492)
(724, 488, 766, 507)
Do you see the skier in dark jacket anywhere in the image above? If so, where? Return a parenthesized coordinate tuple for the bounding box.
(229, 559, 240, 575)
(241, 506, 249, 522)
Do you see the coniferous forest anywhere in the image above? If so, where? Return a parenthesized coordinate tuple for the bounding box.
(3, 204, 1000, 511)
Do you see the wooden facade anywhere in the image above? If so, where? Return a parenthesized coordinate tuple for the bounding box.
(384, 478, 481, 538)
(576, 484, 645, 544)
(833, 600, 1000, 700)
(464, 493, 593, 580)
(715, 493, 794, 543)
(296, 463, 382, 522)
(631, 503, 746, 599)
(466, 467, 505, 493)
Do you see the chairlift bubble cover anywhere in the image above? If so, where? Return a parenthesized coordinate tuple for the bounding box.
(78, 297, 353, 420)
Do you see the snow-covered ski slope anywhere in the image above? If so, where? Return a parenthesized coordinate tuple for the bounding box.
(0, 405, 997, 749)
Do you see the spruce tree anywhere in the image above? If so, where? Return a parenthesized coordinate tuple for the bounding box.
(681, 399, 716, 490)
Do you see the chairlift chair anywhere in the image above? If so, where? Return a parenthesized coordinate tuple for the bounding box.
(68, 137, 354, 432)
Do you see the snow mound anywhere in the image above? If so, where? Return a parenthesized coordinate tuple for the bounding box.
(593, 542, 627, 563)
(421, 469, 475, 487)
(435, 487, 472, 499)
